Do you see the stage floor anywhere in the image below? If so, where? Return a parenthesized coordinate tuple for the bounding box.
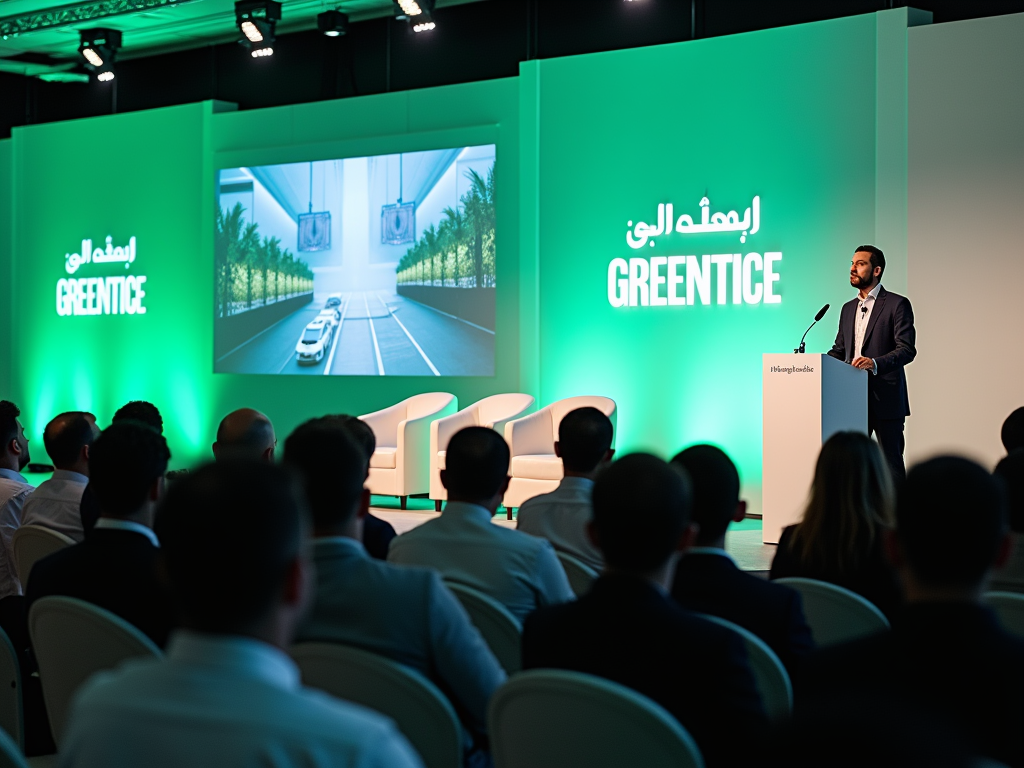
(370, 498, 776, 576)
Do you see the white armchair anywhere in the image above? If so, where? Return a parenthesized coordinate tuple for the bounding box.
(360, 393, 458, 509)
(502, 396, 617, 511)
(429, 394, 536, 510)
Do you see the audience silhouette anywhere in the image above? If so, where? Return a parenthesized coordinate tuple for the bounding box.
(769, 431, 903, 618)
(0, 400, 33, 600)
(991, 449, 1024, 592)
(516, 406, 613, 571)
(212, 408, 276, 462)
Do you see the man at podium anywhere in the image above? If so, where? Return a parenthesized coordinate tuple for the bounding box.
(827, 245, 917, 482)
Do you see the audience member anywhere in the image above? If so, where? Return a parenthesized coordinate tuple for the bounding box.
(327, 415, 397, 560)
(27, 421, 175, 647)
(990, 449, 1024, 593)
(60, 460, 423, 768)
(1002, 406, 1024, 454)
(389, 427, 574, 622)
(212, 408, 276, 462)
(21, 412, 100, 542)
(769, 431, 902, 618)
(80, 400, 164, 533)
(522, 453, 766, 768)
(0, 401, 32, 599)
(285, 419, 504, 758)
(516, 407, 613, 572)
(801, 456, 1024, 768)
(670, 445, 814, 676)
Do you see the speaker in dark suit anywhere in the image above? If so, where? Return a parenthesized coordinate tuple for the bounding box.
(522, 454, 767, 768)
(26, 526, 174, 647)
(827, 245, 916, 482)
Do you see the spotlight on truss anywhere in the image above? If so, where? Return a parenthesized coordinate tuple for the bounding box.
(317, 9, 349, 37)
(235, 0, 281, 58)
(78, 28, 121, 82)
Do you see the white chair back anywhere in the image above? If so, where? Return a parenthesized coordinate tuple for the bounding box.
(444, 582, 522, 674)
(489, 669, 704, 768)
(548, 396, 617, 446)
(695, 614, 792, 721)
(12, 526, 76, 588)
(0, 628, 22, 751)
(28, 596, 162, 746)
(0, 727, 27, 768)
(476, 394, 536, 431)
(556, 551, 599, 597)
(407, 392, 457, 420)
(983, 591, 1024, 637)
(290, 643, 461, 768)
(774, 577, 889, 647)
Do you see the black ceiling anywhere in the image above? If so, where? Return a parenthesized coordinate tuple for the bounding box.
(1, 0, 1022, 139)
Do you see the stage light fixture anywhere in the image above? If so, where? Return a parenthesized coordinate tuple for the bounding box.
(235, 0, 281, 57)
(317, 10, 349, 37)
(393, 0, 435, 29)
(412, 13, 435, 32)
(78, 28, 121, 83)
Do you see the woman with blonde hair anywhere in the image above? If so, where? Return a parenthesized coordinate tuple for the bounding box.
(769, 431, 902, 618)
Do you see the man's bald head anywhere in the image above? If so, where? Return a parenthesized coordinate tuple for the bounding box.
(43, 411, 99, 474)
(213, 409, 276, 462)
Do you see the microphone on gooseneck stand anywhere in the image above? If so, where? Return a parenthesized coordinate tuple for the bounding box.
(795, 304, 830, 353)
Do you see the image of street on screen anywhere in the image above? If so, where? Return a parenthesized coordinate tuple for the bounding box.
(214, 145, 496, 376)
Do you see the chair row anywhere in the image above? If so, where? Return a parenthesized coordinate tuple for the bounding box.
(359, 393, 617, 511)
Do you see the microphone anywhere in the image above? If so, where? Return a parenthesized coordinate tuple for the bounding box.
(795, 304, 830, 353)
(861, 305, 868, 315)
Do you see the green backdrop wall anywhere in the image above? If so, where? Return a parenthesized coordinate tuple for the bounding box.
(0, 10, 925, 506)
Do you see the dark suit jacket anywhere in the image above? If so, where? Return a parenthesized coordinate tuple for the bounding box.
(523, 574, 767, 767)
(827, 285, 916, 419)
(671, 551, 814, 677)
(800, 603, 1024, 768)
(769, 525, 903, 620)
(25, 527, 175, 648)
(362, 513, 397, 561)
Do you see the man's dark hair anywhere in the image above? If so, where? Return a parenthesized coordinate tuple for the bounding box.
(283, 419, 366, 530)
(855, 244, 885, 279)
(898, 456, 1007, 588)
(670, 445, 740, 544)
(156, 461, 307, 633)
(592, 453, 693, 572)
(113, 401, 164, 435)
(0, 401, 20, 450)
(1001, 407, 1024, 453)
(43, 412, 97, 468)
(994, 450, 1024, 534)
(215, 410, 274, 454)
(89, 421, 170, 518)
(558, 407, 614, 473)
(327, 415, 376, 462)
(444, 427, 510, 500)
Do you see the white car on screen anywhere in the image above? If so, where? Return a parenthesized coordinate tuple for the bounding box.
(296, 319, 333, 364)
(317, 308, 341, 328)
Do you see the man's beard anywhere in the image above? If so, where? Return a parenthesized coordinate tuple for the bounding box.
(850, 272, 873, 288)
(17, 445, 30, 471)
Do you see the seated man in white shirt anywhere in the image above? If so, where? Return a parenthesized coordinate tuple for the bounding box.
(516, 407, 614, 572)
(388, 427, 574, 623)
(60, 460, 423, 768)
(284, 419, 505, 760)
(211, 408, 276, 462)
(0, 400, 33, 600)
(22, 411, 100, 542)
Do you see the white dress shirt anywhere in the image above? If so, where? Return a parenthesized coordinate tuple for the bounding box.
(854, 282, 882, 373)
(92, 517, 160, 547)
(59, 630, 424, 768)
(516, 477, 604, 572)
(0, 468, 33, 599)
(22, 469, 88, 542)
(388, 501, 575, 624)
(298, 536, 505, 734)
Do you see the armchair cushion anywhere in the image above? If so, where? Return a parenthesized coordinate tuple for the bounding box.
(370, 447, 397, 470)
(511, 454, 563, 482)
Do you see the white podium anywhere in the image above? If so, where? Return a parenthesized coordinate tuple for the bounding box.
(762, 353, 867, 544)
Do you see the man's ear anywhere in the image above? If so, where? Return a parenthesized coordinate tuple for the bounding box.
(261, 444, 274, 462)
(150, 476, 164, 503)
(676, 522, 699, 553)
(357, 487, 371, 520)
(554, 441, 562, 459)
(994, 531, 1013, 570)
(498, 475, 511, 496)
(82, 444, 91, 462)
(732, 500, 747, 523)
(439, 469, 448, 490)
(884, 528, 903, 568)
(211, 442, 220, 460)
(9, 438, 22, 457)
(604, 448, 615, 463)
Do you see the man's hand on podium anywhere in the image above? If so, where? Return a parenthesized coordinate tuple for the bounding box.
(852, 356, 877, 374)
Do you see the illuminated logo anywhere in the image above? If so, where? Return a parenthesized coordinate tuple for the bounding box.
(609, 192, 781, 309)
(56, 235, 147, 316)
